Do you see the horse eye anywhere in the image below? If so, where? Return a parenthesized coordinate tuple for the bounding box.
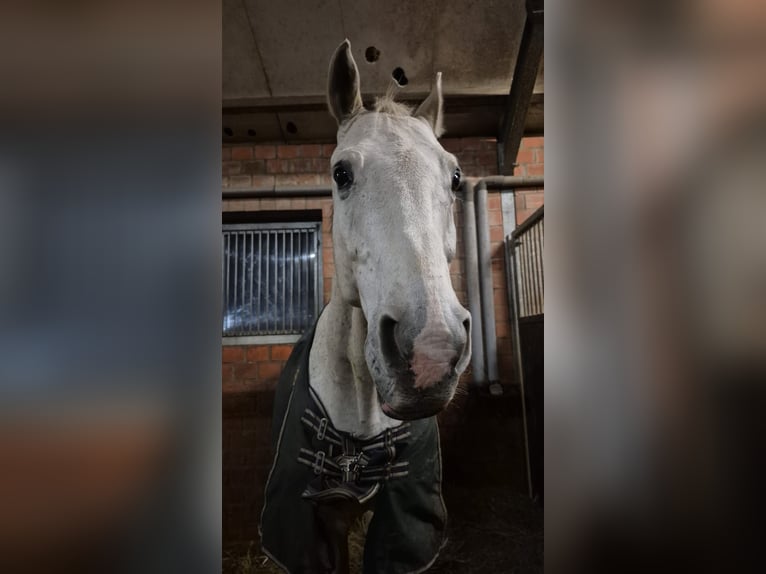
(451, 168, 462, 192)
(333, 163, 353, 189)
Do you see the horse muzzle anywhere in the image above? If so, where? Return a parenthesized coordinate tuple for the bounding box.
(370, 306, 471, 419)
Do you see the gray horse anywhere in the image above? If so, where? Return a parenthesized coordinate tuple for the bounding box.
(261, 40, 471, 574)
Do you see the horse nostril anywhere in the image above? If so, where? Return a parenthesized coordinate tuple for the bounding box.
(458, 316, 471, 366)
(380, 314, 407, 369)
(461, 317, 471, 347)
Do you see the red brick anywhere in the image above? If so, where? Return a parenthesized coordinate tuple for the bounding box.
(223, 161, 242, 176)
(441, 139, 462, 153)
(300, 144, 322, 157)
(277, 145, 299, 159)
(251, 175, 276, 189)
(494, 289, 509, 308)
(488, 194, 502, 211)
(231, 146, 253, 160)
(322, 246, 334, 265)
(462, 138, 483, 151)
(476, 164, 494, 177)
(493, 270, 507, 288)
(246, 346, 269, 363)
(223, 380, 252, 395)
(476, 151, 496, 168)
(496, 337, 513, 355)
(488, 209, 504, 226)
(490, 225, 505, 242)
(222, 364, 234, 383)
(321, 144, 337, 157)
(222, 147, 231, 161)
(229, 175, 252, 188)
(271, 345, 293, 361)
(288, 158, 325, 173)
(255, 145, 276, 159)
(222, 346, 244, 363)
(224, 199, 246, 211)
(243, 160, 267, 175)
(534, 148, 544, 164)
(266, 159, 282, 174)
(495, 321, 510, 338)
(515, 149, 534, 166)
(276, 173, 320, 187)
(258, 361, 283, 382)
(281, 158, 302, 173)
(527, 164, 544, 176)
(525, 193, 544, 210)
(523, 136, 544, 149)
(516, 209, 534, 225)
(234, 363, 259, 380)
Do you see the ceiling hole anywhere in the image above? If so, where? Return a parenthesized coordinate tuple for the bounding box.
(223, 126, 233, 137)
(392, 67, 408, 86)
(285, 121, 298, 134)
(365, 46, 380, 63)
(247, 129, 256, 136)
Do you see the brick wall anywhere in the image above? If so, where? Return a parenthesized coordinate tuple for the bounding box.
(513, 136, 545, 224)
(222, 136, 544, 544)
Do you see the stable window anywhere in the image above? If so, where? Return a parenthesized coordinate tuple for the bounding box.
(222, 221, 323, 343)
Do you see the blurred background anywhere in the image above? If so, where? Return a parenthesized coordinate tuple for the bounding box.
(0, 1, 221, 572)
(546, 0, 766, 572)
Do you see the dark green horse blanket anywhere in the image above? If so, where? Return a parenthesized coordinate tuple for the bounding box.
(259, 322, 447, 574)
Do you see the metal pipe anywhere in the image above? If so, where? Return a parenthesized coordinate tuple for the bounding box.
(462, 180, 486, 386)
(220, 176, 543, 200)
(474, 175, 544, 190)
(474, 180, 499, 386)
(223, 186, 333, 199)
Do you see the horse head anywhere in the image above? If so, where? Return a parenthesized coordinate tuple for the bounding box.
(326, 40, 471, 420)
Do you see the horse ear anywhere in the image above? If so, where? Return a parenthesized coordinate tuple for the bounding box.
(327, 39, 363, 124)
(414, 72, 444, 137)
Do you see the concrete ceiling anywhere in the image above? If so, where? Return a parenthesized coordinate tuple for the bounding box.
(223, 0, 543, 143)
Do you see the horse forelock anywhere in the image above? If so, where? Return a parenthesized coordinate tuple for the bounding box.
(372, 95, 414, 117)
(337, 91, 414, 135)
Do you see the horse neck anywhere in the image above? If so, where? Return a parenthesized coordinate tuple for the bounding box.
(308, 285, 401, 438)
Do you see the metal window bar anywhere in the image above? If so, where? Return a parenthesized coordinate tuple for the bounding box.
(223, 222, 323, 337)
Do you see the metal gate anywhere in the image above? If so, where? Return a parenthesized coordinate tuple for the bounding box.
(505, 205, 544, 501)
